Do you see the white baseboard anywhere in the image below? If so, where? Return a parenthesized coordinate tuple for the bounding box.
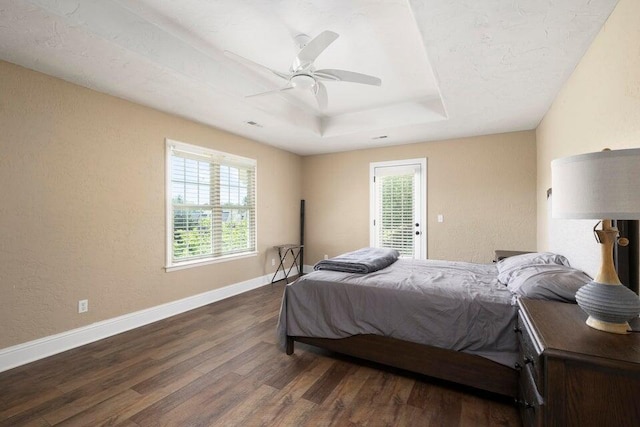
(0, 268, 295, 373)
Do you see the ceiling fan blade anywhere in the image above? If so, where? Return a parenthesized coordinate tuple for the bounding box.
(314, 81, 328, 110)
(295, 31, 339, 70)
(224, 50, 290, 81)
(246, 86, 294, 98)
(314, 69, 382, 86)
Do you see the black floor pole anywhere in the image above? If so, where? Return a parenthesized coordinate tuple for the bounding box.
(300, 199, 305, 275)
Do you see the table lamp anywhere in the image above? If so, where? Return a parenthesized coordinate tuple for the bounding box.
(551, 148, 640, 334)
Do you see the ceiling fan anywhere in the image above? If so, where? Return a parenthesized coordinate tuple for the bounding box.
(224, 30, 382, 110)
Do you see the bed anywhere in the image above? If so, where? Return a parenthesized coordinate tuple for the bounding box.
(277, 248, 592, 397)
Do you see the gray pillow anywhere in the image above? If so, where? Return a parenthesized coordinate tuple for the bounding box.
(497, 252, 570, 285)
(506, 264, 592, 303)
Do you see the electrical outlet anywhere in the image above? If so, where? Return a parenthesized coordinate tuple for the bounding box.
(324, 254, 329, 260)
(78, 299, 88, 313)
(271, 258, 275, 266)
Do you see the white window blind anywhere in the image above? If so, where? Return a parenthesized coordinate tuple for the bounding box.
(375, 169, 416, 257)
(166, 140, 256, 268)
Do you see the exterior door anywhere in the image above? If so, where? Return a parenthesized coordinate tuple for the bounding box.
(370, 158, 427, 259)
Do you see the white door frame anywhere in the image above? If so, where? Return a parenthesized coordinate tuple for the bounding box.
(369, 158, 427, 259)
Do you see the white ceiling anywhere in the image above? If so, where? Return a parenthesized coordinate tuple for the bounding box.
(0, 0, 618, 155)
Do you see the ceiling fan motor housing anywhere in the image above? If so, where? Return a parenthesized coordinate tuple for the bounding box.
(294, 33, 311, 49)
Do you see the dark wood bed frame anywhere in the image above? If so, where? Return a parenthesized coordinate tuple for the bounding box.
(286, 334, 519, 397)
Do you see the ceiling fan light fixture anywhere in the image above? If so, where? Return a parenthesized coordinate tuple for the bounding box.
(290, 74, 316, 90)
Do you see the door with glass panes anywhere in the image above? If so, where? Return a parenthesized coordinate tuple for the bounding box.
(370, 159, 426, 259)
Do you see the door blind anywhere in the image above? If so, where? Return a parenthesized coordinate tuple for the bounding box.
(376, 173, 415, 257)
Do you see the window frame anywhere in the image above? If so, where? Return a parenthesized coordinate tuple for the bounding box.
(164, 139, 258, 272)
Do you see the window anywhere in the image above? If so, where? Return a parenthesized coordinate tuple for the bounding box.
(165, 139, 257, 270)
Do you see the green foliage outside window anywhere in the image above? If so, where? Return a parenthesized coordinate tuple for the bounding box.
(221, 217, 249, 253)
(172, 209, 250, 259)
(172, 210, 211, 259)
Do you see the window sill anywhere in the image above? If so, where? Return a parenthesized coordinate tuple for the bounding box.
(165, 251, 258, 272)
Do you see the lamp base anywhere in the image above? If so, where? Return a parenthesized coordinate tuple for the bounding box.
(575, 281, 640, 335)
(585, 316, 631, 334)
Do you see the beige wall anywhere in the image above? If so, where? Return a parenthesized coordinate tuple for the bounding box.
(0, 60, 302, 349)
(536, 0, 640, 251)
(302, 131, 537, 265)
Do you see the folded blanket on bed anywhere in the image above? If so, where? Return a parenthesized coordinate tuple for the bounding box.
(313, 247, 400, 273)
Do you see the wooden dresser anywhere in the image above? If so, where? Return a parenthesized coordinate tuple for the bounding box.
(516, 298, 640, 427)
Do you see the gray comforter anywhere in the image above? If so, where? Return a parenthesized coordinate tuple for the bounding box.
(277, 258, 518, 367)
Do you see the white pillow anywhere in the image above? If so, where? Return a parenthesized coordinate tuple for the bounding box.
(497, 252, 570, 285)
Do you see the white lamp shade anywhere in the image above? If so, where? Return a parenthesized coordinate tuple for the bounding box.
(551, 148, 640, 220)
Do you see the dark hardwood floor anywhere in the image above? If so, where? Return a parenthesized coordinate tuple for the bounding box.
(0, 282, 521, 426)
